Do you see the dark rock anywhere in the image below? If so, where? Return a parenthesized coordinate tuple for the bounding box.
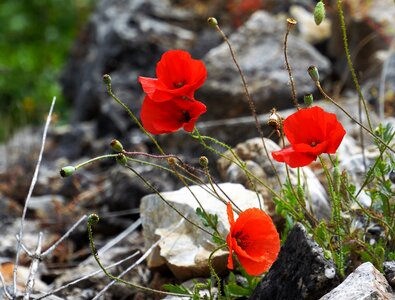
(320, 262, 394, 300)
(200, 10, 331, 120)
(384, 261, 395, 289)
(250, 223, 339, 300)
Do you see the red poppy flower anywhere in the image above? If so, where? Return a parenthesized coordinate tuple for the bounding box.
(138, 50, 207, 102)
(272, 106, 346, 168)
(140, 96, 206, 134)
(226, 202, 280, 276)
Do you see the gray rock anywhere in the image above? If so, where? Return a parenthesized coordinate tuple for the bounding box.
(320, 262, 394, 300)
(250, 223, 339, 300)
(140, 183, 265, 280)
(200, 10, 331, 120)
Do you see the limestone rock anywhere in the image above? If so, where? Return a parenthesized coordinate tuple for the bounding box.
(250, 223, 339, 300)
(200, 10, 331, 120)
(140, 183, 265, 280)
(320, 262, 394, 300)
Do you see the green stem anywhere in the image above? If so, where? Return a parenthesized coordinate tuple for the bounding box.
(208, 244, 228, 299)
(105, 81, 165, 155)
(74, 154, 119, 170)
(337, 0, 373, 131)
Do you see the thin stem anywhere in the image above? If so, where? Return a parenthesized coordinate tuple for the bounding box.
(0, 270, 12, 299)
(74, 154, 119, 170)
(337, 0, 373, 131)
(105, 81, 165, 155)
(23, 233, 43, 300)
(208, 244, 228, 299)
(316, 82, 395, 154)
(13, 96, 56, 299)
(211, 22, 282, 186)
(284, 18, 299, 109)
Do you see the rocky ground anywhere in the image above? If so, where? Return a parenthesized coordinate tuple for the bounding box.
(1, 0, 395, 299)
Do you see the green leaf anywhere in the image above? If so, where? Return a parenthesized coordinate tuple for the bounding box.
(162, 283, 191, 295)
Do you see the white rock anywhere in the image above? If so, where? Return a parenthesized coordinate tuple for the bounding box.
(140, 183, 264, 280)
(320, 262, 395, 300)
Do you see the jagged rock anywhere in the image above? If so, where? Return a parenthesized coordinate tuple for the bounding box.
(217, 137, 331, 222)
(140, 183, 265, 280)
(250, 223, 339, 300)
(320, 262, 394, 300)
(200, 10, 331, 120)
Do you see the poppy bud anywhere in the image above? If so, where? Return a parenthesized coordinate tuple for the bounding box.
(304, 94, 314, 107)
(60, 166, 75, 177)
(88, 213, 100, 225)
(267, 108, 282, 129)
(110, 139, 124, 152)
(286, 18, 297, 27)
(199, 156, 209, 167)
(389, 170, 395, 184)
(308, 65, 320, 82)
(207, 17, 218, 27)
(103, 74, 111, 85)
(167, 157, 176, 165)
(314, 1, 326, 26)
(116, 153, 127, 166)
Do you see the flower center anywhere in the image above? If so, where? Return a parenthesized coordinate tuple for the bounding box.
(309, 139, 321, 147)
(173, 80, 186, 88)
(181, 110, 191, 123)
(235, 232, 250, 250)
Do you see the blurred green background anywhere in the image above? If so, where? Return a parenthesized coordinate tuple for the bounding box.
(0, 0, 96, 141)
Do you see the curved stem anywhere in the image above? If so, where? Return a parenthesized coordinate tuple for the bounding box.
(208, 244, 228, 299)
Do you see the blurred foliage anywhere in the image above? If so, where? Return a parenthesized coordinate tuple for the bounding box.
(0, 0, 96, 141)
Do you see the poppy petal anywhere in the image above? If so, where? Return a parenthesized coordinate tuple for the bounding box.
(140, 96, 206, 134)
(272, 146, 317, 167)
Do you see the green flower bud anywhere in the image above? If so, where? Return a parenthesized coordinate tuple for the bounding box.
(207, 17, 218, 27)
(314, 1, 326, 26)
(88, 213, 100, 225)
(103, 74, 112, 85)
(110, 139, 124, 152)
(304, 94, 314, 107)
(116, 153, 127, 166)
(308, 65, 320, 82)
(60, 166, 76, 177)
(199, 156, 209, 167)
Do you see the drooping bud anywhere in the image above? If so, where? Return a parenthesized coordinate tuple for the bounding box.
(267, 108, 282, 131)
(116, 153, 127, 166)
(314, 1, 326, 26)
(207, 17, 218, 27)
(199, 156, 209, 168)
(88, 213, 100, 225)
(286, 18, 297, 27)
(304, 94, 314, 107)
(308, 65, 320, 82)
(103, 74, 111, 85)
(110, 139, 124, 152)
(60, 166, 76, 177)
(167, 157, 176, 165)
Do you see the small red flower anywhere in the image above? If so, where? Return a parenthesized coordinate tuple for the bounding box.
(140, 96, 206, 134)
(272, 106, 346, 168)
(226, 202, 280, 276)
(139, 50, 207, 102)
